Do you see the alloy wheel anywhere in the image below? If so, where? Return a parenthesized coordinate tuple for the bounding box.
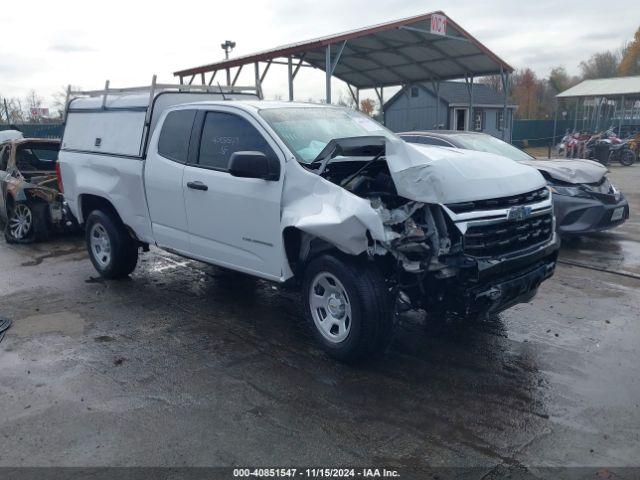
(8, 204, 33, 240)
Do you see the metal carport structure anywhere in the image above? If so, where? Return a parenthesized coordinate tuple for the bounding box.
(173, 11, 514, 138)
(554, 75, 640, 140)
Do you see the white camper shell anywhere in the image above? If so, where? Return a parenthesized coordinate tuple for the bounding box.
(63, 78, 260, 158)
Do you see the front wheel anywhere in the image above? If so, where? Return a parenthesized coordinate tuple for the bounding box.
(85, 210, 138, 279)
(619, 149, 636, 166)
(302, 254, 393, 363)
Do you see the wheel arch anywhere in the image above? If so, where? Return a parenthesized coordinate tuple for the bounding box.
(78, 194, 122, 225)
(283, 226, 366, 278)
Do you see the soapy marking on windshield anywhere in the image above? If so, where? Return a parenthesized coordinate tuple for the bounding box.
(353, 117, 382, 132)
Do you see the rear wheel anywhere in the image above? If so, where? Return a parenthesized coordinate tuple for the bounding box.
(302, 254, 393, 363)
(85, 210, 138, 279)
(4, 201, 48, 244)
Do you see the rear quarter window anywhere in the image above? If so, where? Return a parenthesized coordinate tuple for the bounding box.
(157, 110, 197, 163)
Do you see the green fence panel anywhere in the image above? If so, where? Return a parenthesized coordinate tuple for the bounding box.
(0, 123, 64, 139)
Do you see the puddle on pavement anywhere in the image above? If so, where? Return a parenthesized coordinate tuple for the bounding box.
(8, 311, 86, 337)
(560, 234, 640, 276)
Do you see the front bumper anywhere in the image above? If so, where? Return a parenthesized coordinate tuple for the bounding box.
(554, 193, 629, 235)
(429, 234, 560, 316)
(464, 255, 557, 314)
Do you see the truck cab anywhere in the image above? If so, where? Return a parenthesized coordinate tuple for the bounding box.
(59, 81, 559, 363)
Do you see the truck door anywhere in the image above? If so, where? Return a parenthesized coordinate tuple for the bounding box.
(144, 109, 196, 253)
(183, 109, 285, 280)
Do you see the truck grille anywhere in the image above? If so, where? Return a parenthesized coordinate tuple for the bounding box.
(464, 213, 553, 257)
(446, 187, 549, 214)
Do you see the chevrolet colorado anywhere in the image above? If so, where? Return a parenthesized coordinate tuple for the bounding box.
(59, 85, 559, 362)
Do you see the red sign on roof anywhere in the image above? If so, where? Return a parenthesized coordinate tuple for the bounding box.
(430, 14, 447, 36)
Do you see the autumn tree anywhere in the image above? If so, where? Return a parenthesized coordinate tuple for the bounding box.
(510, 68, 546, 119)
(360, 98, 376, 116)
(619, 26, 640, 76)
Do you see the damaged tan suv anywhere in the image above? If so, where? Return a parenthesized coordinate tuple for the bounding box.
(0, 138, 73, 243)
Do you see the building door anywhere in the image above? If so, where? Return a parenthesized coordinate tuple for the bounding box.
(455, 108, 468, 131)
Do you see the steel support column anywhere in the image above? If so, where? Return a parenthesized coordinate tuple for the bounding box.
(552, 98, 559, 157)
(619, 95, 625, 136)
(375, 87, 385, 124)
(226, 68, 231, 86)
(325, 42, 346, 104)
(465, 75, 474, 131)
(500, 69, 509, 140)
(325, 45, 332, 104)
(288, 56, 294, 101)
(254, 62, 263, 99)
(432, 80, 441, 129)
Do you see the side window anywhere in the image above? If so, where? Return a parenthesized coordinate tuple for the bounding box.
(157, 110, 197, 163)
(0, 146, 10, 171)
(198, 112, 276, 171)
(417, 136, 451, 147)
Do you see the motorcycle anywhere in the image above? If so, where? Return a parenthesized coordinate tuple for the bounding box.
(584, 128, 635, 166)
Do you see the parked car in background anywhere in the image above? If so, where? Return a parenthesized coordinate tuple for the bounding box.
(0, 138, 74, 243)
(59, 83, 559, 362)
(400, 131, 630, 236)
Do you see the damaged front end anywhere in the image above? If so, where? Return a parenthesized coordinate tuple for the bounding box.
(301, 136, 559, 316)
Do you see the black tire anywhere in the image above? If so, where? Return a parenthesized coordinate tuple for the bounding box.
(619, 149, 636, 166)
(4, 201, 48, 244)
(302, 254, 393, 363)
(85, 210, 138, 279)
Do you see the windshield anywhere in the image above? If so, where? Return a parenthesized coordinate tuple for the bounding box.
(259, 107, 397, 163)
(451, 134, 533, 162)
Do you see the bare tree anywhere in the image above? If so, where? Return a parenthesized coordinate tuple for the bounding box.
(25, 90, 44, 122)
(336, 89, 356, 109)
(477, 75, 503, 93)
(0, 96, 26, 124)
(579, 51, 621, 80)
(52, 85, 81, 119)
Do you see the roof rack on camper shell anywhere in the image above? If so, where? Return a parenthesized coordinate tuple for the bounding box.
(63, 74, 261, 121)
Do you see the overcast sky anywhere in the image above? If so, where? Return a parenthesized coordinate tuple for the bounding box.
(1, 0, 638, 109)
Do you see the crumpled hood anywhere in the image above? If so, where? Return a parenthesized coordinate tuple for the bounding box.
(385, 138, 546, 204)
(519, 158, 607, 184)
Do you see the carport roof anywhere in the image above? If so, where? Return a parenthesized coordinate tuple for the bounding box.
(556, 76, 640, 98)
(173, 11, 514, 89)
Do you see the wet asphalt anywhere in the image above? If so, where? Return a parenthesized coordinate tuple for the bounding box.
(0, 166, 639, 478)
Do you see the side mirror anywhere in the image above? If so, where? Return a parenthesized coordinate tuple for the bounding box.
(228, 151, 280, 181)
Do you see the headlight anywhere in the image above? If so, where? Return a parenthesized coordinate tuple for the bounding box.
(548, 185, 591, 198)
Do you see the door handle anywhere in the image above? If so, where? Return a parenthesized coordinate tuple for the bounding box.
(187, 181, 208, 191)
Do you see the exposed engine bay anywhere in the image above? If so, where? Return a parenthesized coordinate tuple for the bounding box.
(319, 156, 458, 276)
(301, 136, 558, 315)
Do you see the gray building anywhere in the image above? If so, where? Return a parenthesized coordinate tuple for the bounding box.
(383, 81, 516, 140)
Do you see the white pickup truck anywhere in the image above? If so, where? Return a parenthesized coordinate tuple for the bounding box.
(59, 82, 559, 362)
